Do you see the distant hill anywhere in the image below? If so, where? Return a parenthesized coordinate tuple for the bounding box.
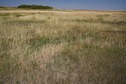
(18, 5, 53, 10)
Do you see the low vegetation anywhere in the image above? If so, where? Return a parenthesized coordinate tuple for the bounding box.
(0, 10, 126, 84)
(18, 5, 53, 10)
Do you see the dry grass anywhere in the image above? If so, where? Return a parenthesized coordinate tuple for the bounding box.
(0, 10, 126, 84)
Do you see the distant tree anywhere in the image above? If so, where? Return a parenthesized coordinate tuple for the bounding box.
(18, 5, 53, 9)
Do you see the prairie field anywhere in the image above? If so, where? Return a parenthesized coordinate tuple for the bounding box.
(0, 10, 126, 84)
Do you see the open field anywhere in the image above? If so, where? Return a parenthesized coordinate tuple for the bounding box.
(0, 10, 126, 84)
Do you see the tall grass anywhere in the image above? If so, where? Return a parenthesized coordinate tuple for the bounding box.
(0, 10, 126, 84)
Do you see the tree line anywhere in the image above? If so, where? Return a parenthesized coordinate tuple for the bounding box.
(18, 5, 53, 9)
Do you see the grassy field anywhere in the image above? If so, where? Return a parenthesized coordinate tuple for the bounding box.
(0, 10, 126, 84)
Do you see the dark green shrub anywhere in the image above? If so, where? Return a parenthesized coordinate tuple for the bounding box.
(18, 5, 53, 10)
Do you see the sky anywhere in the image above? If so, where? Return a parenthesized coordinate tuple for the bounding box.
(0, 0, 126, 10)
